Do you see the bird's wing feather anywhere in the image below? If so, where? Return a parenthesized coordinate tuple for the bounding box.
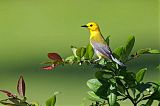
(91, 41, 125, 66)
(91, 41, 112, 58)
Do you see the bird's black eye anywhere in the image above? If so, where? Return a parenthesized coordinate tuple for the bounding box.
(90, 24, 93, 27)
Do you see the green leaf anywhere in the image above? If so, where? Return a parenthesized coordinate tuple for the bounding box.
(46, 96, 56, 106)
(114, 102, 120, 106)
(87, 79, 102, 92)
(71, 46, 78, 57)
(8, 98, 20, 104)
(96, 82, 110, 99)
(95, 71, 113, 80)
(115, 76, 124, 79)
(136, 48, 151, 54)
(98, 58, 106, 65)
(87, 91, 104, 102)
(31, 102, 39, 106)
(108, 84, 117, 106)
(150, 85, 160, 100)
(136, 68, 147, 83)
(117, 84, 125, 94)
(102, 62, 117, 71)
(135, 93, 141, 102)
(45, 92, 59, 106)
(131, 88, 136, 98)
(105, 35, 111, 46)
(116, 79, 125, 96)
(84, 44, 94, 60)
(0, 101, 15, 106)
(76, 47, 86, 60)
(76, 48, 82, 59)
(148, 49, 160, 54)
(113, 46, 124, 60)
(96, 86, 109, 100)
(124, 35, 135, 59)
(80, 47, 86, 58)
(136, 82, 152, 93)
(156, 64, 160, 71)
(19, 102, 30, 106)
(121, 71, 136, 87)
(145, 99, 153, 106)
(130, 48, 160, 59)
(65, 55, 75, 63)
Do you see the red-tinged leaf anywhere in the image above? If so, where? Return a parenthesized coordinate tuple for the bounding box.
(0, 90, 17, 98)
(17, 76, 26, 97)
(42, 65, 54, 70)
(42, 64, 59, 71)
(48, 53, 63, 61)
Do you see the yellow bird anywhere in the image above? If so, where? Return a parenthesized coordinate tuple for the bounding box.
(81, 22, 125, 66)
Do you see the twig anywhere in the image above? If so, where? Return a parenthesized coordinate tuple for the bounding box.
(117, 97, 128, 101)
(126, 88, 137, 106)
(119, 80, 137, 106)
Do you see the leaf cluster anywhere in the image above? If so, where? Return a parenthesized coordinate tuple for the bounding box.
(42, 35, 160, 106)
(0, 76, 59, 106)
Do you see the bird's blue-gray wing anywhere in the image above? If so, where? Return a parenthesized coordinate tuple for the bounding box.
(91, 41, 125, 66)
(91, 41, 112, 58)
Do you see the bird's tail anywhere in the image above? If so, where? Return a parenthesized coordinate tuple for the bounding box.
(110, 55, 125, 66)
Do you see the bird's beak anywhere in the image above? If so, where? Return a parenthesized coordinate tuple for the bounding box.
(81, 25, 88, 28)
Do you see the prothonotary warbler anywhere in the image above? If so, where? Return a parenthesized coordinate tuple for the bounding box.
(81, 22, 125, 66)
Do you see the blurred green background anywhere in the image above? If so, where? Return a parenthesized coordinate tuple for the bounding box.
(0, 0, 159, 106)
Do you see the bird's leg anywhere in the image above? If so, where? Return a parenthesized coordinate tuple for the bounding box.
(94, 57, 102, 62)
(94, 58, 101, 62)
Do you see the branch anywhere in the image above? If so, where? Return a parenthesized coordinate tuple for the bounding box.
(126, 88, 136, 106)
(119, 80, 137, 106)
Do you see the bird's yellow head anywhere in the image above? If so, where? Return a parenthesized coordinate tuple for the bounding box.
(81, 22, 100, 31)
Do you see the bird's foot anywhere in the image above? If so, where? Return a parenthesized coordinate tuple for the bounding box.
(94, 58, 101, 63)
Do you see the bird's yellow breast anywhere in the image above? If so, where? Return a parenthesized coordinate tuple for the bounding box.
(90, 31, 105, 43)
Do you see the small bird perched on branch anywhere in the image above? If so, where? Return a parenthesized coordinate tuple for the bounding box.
(81, 22, 125, 66)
